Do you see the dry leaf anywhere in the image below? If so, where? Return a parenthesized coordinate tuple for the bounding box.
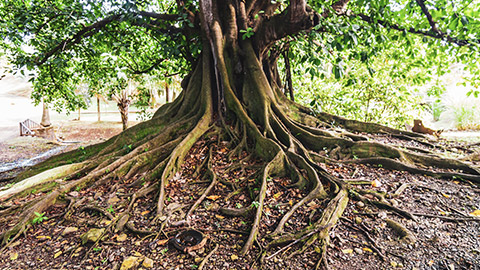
(54, 251, 62, 259)
(207, 195, 221, 201)
(273, 192, 282, 199)
(371, 180, 381, 187)
(362, 247, 373, 253)
(215, 214, 225, 219)
(470, 209, 480, 217)
(231, 254, 239, 260)
(10, 253, 18, 260)
(140, 210, 150, 216)
(341, 249, 353, 254)
(157, 239, 169, 246)
(441, 193, 451, 198)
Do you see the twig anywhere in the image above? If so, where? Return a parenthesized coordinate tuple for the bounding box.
(266, 225, 328, 260)
(412, 212, 480, 222)
(340, 217, 386, 261)
(198, 242, 219, 270)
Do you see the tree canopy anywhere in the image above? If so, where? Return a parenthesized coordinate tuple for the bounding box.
(1, 0, 479, 111)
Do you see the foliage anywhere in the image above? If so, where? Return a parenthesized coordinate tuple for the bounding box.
(290, 41, 428, 128)
(452, 105, 480, 130)
(0, 0, 479, 120)
(31, 212, 48, 225)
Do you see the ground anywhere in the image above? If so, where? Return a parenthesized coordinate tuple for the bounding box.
(0, 120, 479, 269)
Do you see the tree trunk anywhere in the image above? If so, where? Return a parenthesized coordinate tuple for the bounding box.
(118, 101, 130, 130)
(40, 102, 51, 127)
(165, 82, 170, 103)
(3, 1, 480, 266)
(97, 96, 101, 122)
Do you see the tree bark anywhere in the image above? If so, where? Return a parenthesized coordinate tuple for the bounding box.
(40, 102, 51, 127)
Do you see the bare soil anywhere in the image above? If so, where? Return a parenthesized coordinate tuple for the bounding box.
(0, 126, 479, 270)
(0, 121, 124, 181)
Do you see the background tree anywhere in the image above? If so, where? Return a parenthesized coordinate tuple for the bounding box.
(0, 0, 479, 267)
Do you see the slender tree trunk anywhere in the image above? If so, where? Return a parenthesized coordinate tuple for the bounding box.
(40, 102, 51, 127)
(118, 101, 130, 130)
(97, 96, 101, 122)
(283, 47, 295, 101)
(165, 82, 170, 103)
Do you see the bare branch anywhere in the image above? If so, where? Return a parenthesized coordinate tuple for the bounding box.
(354, 13, 474, 47)
(415, 0, 440, 34)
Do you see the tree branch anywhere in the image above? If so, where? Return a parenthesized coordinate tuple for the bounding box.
(254, 2, 320, 54)
(132, 58, 166, 74)
(35, 14, 121, 65)
(353, 13, 474, 47)
(415, 0, 440, 34)
(35, 12, 184, 66)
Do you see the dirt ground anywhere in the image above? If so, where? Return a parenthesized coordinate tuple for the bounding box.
(0, 120, 125, 180)
(0, 124, 479, 270)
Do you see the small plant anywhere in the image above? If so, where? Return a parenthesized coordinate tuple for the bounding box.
(251, 201, 260, 208)
(107, 205, 115, 214)
(235, 202, 243, 209)
(93, 247, 102, 252)
(160, 248, 168, 255)
(32, 212, 48, 225)
(240, 27, 254, 39)
(123, 144, 133, 152)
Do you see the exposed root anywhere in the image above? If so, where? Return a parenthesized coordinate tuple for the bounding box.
(185, 148, 217, 220)
(385, 218, 416, 244)
(198, 242, 219, 270)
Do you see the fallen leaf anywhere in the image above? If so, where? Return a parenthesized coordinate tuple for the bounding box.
(215, 214, 225, 219)
(157, 239, 169, 246)
(470, 210, 480, 217)
(10, 253, 18, 260)
(231, 254, 239, 260)
(54, 251, 62, 258)
(140, 210, 150, 216)
(441, 193, 450, 199)
(341, 249, 353, 254)
(371, 180, 381, 187)
(207, 195, 221, 201)
(36, 235, 51, 240)
(273, 192, 282, 199)
(117, 233, 128, 242)
(362, 247, 373, 253)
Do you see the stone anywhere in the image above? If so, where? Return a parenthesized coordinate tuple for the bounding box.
(354, 248, 363, 254)
(142, 257, 154, 268)
(81, 228, 105, 244)
(356, 201, 365, 208)
(62, 227, 78, 236)
(120, 256, 141, 270)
